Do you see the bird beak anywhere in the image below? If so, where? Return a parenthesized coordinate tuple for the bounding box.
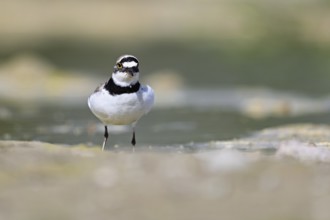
(125, 69, 135, 77)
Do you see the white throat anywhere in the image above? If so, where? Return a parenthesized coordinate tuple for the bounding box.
(112, 71, 139, 87)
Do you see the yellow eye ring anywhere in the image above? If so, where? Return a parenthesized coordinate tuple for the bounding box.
(117, 63, 123, 69)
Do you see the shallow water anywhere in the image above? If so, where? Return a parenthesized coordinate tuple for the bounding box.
(2, 99, 330, 152)
(2, 104, 247, 147)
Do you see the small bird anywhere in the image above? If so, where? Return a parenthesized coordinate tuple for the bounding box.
(88, 55, 154, 151)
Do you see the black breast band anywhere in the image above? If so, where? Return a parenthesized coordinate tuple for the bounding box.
(104, 78, 140, 95)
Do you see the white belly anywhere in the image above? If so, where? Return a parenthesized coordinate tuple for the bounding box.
(88, 85, 154, 125)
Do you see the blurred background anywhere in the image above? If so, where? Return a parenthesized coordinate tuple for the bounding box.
(2, 1, 330, 220)
(1, 0, 330, 147)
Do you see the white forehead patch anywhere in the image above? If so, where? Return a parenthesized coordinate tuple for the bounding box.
(122, 61, 138, 68)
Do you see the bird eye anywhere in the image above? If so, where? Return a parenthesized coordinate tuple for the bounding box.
(117, 63, 123, 69)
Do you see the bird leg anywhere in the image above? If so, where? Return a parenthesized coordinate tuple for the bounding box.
(131, 128, 136, 152)
(102, 126, 109, 151)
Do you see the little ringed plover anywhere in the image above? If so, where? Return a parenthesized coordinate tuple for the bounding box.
(88, 55, 154, 151)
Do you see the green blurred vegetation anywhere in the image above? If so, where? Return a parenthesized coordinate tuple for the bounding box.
(1, 0, 330, 94)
